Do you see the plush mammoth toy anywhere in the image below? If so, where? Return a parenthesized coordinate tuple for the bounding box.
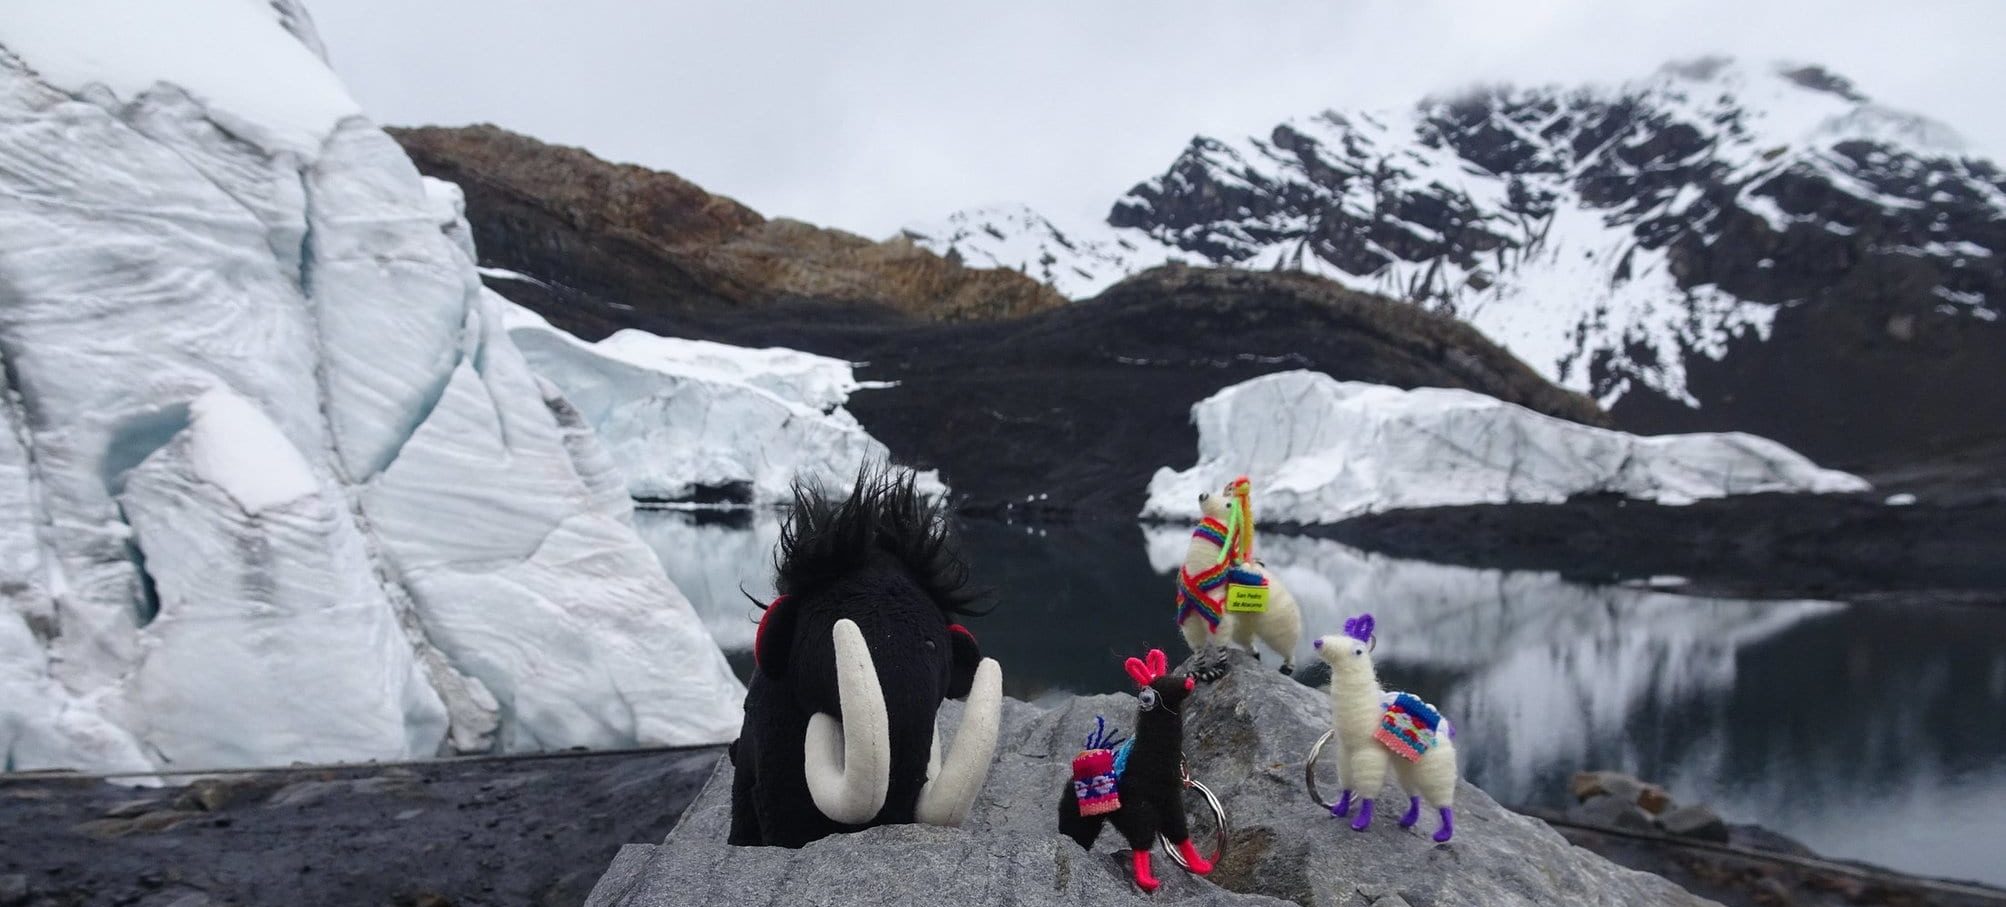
(728, 466, 1004, 848)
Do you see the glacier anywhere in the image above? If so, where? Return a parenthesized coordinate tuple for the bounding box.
(0, 0, 742, 771)
(503, 301, 944, 505)
(1142, 371, 1869, 524)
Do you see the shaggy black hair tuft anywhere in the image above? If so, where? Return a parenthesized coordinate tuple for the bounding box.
(773, 462, 987, 617)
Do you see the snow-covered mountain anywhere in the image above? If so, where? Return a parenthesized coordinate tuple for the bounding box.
(0, 0, 742, 771)
(906, 59, 2005, 441)
(500, 297, 944, 505)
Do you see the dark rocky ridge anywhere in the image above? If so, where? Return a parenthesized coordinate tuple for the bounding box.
(388, 124, 1066, 333)
(561, 265, 1605, 518)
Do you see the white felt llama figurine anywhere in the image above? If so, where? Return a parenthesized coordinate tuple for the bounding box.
(1176, 477, 1302, 680)
(1313, 613, 1458, 842)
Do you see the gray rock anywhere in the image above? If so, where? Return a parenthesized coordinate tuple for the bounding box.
(155, 894, 217, 907)
(1569, 771, 1646, 805)
(1659, 806, 1729, 844)
(269, 775, 427, 808)
(0, 873, 29, 907)
(1567, 795, 1658, 832)
(102, 797, 169, 819)
(588, 651, 1716, 907)
(1636, 785, 1675, 815)
(177, 777, 278, 812)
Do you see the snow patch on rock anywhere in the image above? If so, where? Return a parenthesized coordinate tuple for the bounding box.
(1143, 371, 1868, 524)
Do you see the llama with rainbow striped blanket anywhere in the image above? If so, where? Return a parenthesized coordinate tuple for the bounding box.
(1175, 476, 1302, 681)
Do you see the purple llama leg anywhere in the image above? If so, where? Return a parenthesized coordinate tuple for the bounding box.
(1399, 796, 1421, 828)
(1331, 789, 1354, 818)
(1434, 807, 1455, 843)
(1350, 798, 1375, 832)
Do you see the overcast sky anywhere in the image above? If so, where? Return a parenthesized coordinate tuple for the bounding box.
(310, 1, 2006, 239)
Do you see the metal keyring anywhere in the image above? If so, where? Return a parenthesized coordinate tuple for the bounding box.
(1160, 758, 1229, 868)
(1304, 729, 1338, 809)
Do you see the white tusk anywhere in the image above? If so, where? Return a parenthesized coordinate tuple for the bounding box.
(802, 619, 892, 825)
(926, 718, 944, 782)
(915, 657, 1003, 827)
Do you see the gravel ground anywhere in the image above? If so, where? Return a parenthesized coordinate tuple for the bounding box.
(0, 746, 724, 907)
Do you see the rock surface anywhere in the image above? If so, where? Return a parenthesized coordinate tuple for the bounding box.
(388, 123, 1066, 334)
(587, 651, 1715, 907)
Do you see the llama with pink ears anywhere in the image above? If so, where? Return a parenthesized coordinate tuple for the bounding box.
(1311, 613, 1459, 843)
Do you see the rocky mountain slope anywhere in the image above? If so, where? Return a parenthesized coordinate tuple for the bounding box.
(390, 124, 1065, 335)
(639, 266, 1607, 516)
(907, 59, 2006, 471)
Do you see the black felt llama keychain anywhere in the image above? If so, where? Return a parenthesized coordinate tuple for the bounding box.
(1057, 648, 1214, 893)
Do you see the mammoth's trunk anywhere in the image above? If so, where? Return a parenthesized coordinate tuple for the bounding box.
(915, 656, 1003, 827)
(803, 619, 892, 825)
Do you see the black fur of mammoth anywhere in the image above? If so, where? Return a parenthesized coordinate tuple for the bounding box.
(728, 465, 1004, 848)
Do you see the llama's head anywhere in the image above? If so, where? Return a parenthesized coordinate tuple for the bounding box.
(1124, 647, 1196, 716)
(1313, 613, 1377, 676)
(1196, 489, 1230, 522)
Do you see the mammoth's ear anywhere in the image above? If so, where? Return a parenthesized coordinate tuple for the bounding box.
(946, 624, 982, 699)
(753, 595, 799, 677)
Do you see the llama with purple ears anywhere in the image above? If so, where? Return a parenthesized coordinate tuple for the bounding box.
(1313, 613, 1459, 843)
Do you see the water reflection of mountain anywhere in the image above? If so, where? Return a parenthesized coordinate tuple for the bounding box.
(1144, 528, 1846, 794)
(636, 512, 2006, 885)
(1142, 527, 2006, 885)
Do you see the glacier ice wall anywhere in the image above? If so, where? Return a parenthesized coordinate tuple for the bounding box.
(504, 301, 944, 505)
(1144, 370, 1868, 524)
(0, 1, 742, 771)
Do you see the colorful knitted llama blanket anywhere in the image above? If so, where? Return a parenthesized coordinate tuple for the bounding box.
(1373, 692, 1443, 762)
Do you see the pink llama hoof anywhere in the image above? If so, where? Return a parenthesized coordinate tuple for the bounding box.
(1175, 838, 1213, 875)
(1131, 849, 1161, 892)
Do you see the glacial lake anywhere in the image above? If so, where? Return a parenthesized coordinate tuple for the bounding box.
(635, 509, 2006, 888)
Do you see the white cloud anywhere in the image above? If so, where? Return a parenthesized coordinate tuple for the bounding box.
(310, 0, 2006, 238)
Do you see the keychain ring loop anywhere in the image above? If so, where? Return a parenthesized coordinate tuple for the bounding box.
(1160, 758, 1229, 868)
(1304, 729, 1338, 809)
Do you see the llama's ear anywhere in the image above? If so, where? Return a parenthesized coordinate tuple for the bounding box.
(945, 624, 981, 699)
(753, 595, 799, 677)
(1123, 657, 1154, 688)
(1146, 648, 1169, 677)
